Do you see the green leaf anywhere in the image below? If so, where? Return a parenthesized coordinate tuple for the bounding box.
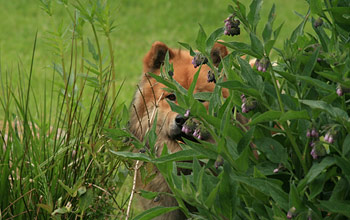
(232, 175, 289, 211)
(237, 127, 255, 154)
(289, 183, 303, 210)
(79, 189, 93, 212)
(309, 173, 326, 199)
(302, 47, 320, 77)
(336, 157, 350, 181)
(218, 81, 263, 101)
(250, 32, 264, 58)
(318, 200, 350, 218)
(279, 110, 310, 122)
(178, 42, 196, 56)
(274, 69, 297, 84)
(205, 180, 220, 208)
(183, 139, 217, 160)
(247, 0, 263, 31)
(296, 75, 333, 92)
(310, 0, 324, 16)
(149, 72, 176, 89)
(218, 41, 260, 57)
(196, 24, 207, 52)
(140, 190, 158, 200)
(262, 4, 276, 43)
(109, 151, 151, 162)
(133, 206, 179, 220)
(343, 134, 350, 156)
(152, 149, 202, 163)
(235, 147, 250, 172)
(298, 157, 336, 190)
(193, 92, 212, 101)
(327, 7, 350, 30)
(237, 57, 264, 93)
(58, 180, 76, 197)
(290, 16, 308, 44)
(206, 27, 224, 53)
(37, 203, 53, 213)
(300, 100, 349, 120)
(255, 137, 288, 165)
(249, 110, 282, 125)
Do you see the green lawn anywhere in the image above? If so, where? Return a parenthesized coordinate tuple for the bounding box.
(0, 0, 310, 106)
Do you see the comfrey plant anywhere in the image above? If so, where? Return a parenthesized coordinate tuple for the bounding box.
(112, 0, 350, 219)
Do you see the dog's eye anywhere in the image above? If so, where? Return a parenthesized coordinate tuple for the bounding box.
(166, 94, 176, 101)
(198, 99, 206, 103)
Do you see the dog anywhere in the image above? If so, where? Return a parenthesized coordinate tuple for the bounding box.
(129, 41, 236, 219)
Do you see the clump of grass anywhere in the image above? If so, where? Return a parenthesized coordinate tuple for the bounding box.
(0, 0, 131, 219)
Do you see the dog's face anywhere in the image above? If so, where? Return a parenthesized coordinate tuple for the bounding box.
(129, 41, 228, 154)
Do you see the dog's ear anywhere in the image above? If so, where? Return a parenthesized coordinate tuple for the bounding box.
(143, 41, 175, 71)
(210, 42, 228, 67)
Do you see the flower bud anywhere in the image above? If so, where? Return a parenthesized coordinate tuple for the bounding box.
(207, 70, 216, 83)
(337, 88, 343, 96)
(311, 147, 318, 159)
(314, 17, 323, 28)
(192, 53, 208, 68)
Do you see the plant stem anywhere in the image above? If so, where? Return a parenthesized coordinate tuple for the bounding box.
(269, 68, 308, 174)
(91, 23, 104, 109)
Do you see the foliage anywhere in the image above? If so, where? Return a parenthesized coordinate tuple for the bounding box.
(111, 0, 350, 219)
(0, 0, 131, 219)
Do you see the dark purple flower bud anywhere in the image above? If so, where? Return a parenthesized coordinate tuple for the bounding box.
(311, 147, 318, 159)
(314, 17, 323, 28)
(192, 53, 208, 68)
(168, 70, 174, 77)
(207, 70, 216, 83)
(309, 141, 315, 147)
(224, 14, 241, 37)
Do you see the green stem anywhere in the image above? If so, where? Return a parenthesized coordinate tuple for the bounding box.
(106, 34, 116, 114)
(270, 68, 308, 173)
(91, 23, 104, 104)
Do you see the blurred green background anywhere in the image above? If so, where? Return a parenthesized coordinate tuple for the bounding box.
(0, 0, 310, 105)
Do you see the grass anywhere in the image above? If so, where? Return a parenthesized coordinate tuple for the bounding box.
(0, 0, 312, 218)
(0, 0, 310, 105)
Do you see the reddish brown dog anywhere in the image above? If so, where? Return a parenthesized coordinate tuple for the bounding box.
(129, 41, 230, 219)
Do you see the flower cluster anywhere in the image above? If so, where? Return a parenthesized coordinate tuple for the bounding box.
(207, 69, 216, 83)
(307, 128, 320, 159)
(254, 57, 270, 72)
(224, 14, 240, 36)
(324, 132, 334, 144)
(192, 52, 208, 68)
(241, 94, 256, 113)
(181, 114, 210, 140)
(306, 128, 328, 159)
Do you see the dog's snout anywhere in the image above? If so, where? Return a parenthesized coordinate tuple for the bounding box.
(175, 114, 186, 127)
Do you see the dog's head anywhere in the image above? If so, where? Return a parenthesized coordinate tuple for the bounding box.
(130, 41, 228, 153)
